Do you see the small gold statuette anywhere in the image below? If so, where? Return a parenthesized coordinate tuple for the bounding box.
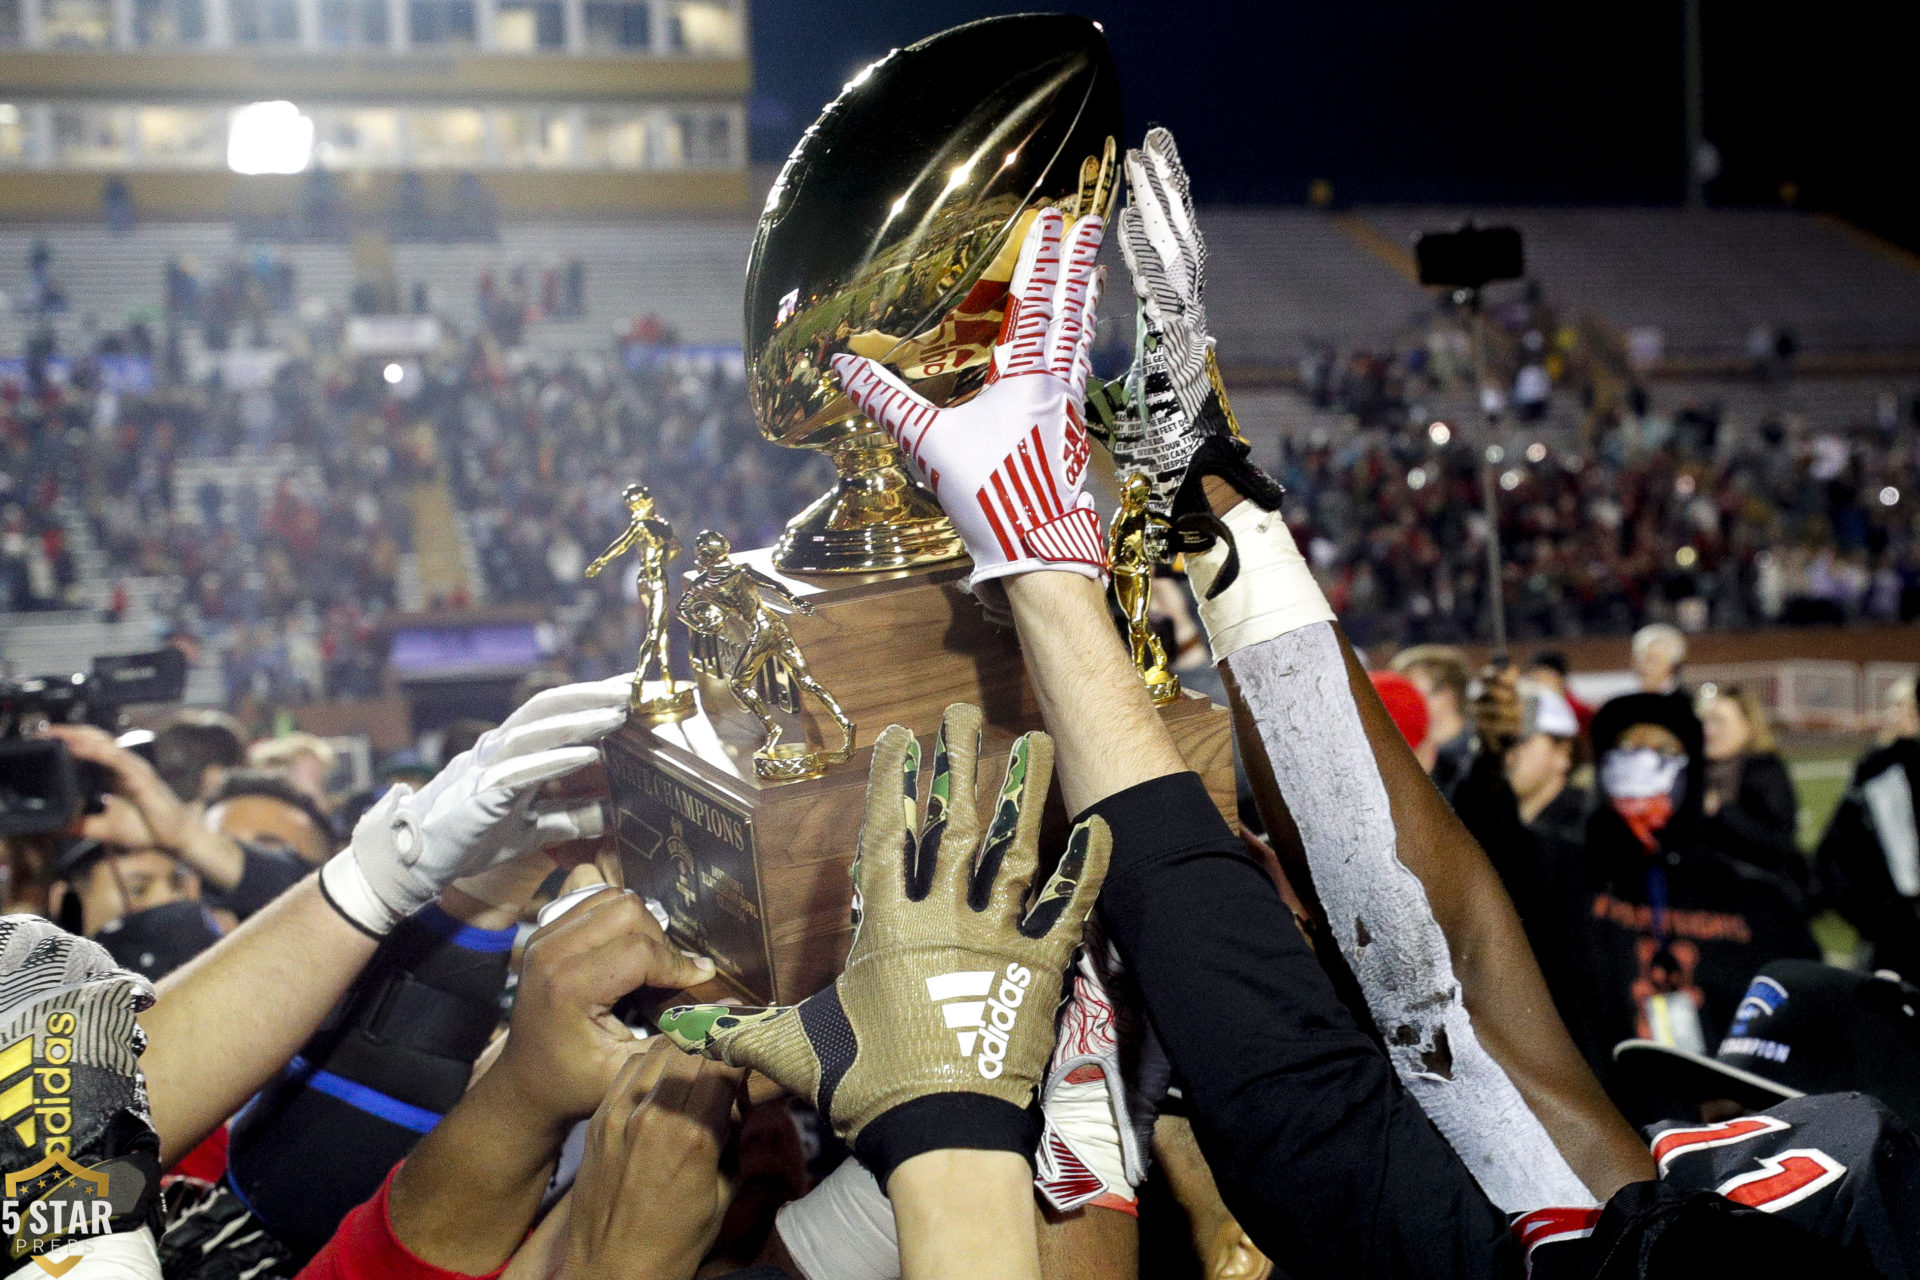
(678, 530, 857, 781)
(584, 483, 697, 721)
(1108, 472, 1181, 707)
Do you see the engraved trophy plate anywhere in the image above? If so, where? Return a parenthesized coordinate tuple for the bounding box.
(603, 733, 773, 1001)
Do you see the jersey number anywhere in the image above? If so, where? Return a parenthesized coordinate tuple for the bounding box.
(1650, 1115, 1846, 1212)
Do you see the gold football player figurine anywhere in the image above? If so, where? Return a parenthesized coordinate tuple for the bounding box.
(1108, 472, 1181, 706)
(679, 530, 856, 781)
(584, 483, 696, 720)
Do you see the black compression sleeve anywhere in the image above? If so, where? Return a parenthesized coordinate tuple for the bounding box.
(1084, 772, 1515, 1280)
(226, 906, 513, 1255)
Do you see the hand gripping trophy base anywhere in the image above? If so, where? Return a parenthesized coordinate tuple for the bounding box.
(773, 432, 966, 574)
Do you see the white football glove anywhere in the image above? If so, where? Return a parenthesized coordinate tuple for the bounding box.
(319, 676, 627, 937)
(831, 207, 1109, 592)
(1107, 127, 1283, 523)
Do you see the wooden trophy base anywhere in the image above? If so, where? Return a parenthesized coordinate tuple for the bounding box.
(603, 551, 1236, 1006)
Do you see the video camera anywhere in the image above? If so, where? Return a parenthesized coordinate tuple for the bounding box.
(0, 649, 188, 837)
(1414, 223, 1525, 292)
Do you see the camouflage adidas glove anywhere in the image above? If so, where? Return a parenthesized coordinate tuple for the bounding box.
(660, 703, 1110, 1189)
(1108, 127, 1283, 521)
(0, 916, 163, 1270)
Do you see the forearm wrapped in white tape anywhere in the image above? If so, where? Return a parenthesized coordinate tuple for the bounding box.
(1193, 501, 1595, 1212)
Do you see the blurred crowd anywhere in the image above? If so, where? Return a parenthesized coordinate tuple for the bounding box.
(1366, 625, 1920, 1114)
(1283, 292, 1919, 650)
(4, 254, 1915, 738)
(1, 267, 826, 708)
(1285, 413, 1918, 650)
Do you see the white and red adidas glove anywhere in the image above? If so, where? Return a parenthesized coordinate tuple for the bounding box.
(1034, 952, 1144, 1216)
(831, 207, 1109, 592)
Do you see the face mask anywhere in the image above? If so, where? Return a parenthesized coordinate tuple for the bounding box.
(94, 901, 225, 981)
(1601, 747, 1687, 852)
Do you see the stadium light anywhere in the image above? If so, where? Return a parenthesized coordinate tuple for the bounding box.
(228, 101, 315, 176)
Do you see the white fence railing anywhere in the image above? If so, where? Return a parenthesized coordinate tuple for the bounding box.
(1681, 660, 1915, 733)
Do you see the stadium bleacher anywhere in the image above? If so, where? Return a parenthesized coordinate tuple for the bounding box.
(5, 203, 1918, 702)
(0, 220, 758, 354)
(1359, 207, 1920, 359)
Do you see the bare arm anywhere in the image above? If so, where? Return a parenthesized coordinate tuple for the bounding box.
(583, 526, 638, 577)
(1005, 565, 1516, 1275)
(1038, 1204, 1137, 1280)
(1325, 637, 1652, 1193)
(891, 1151, 1041, 1280)
(141, 874, 378, 1165)
(1004, 572, 1187, 812)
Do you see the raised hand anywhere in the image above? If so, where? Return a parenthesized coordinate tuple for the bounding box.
(1111, 127, 1284, 520)
(659, 702, 1110, 1189)
(831, 210, 1109, 590)
(320, 675, 631, 937)
(0, 916, 163, 1260)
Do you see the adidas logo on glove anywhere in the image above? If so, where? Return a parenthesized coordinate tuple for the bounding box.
(926, 965, 1033, 1079)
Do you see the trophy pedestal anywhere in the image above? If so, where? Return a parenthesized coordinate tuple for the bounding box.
(603, 550, 1237, 1005)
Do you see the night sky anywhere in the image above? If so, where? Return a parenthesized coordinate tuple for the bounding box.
(747, 1, 1920, 247)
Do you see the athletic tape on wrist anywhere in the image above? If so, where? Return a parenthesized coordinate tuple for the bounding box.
(1186, 502, 1333, 663)
(774, 1159, 900, 1280)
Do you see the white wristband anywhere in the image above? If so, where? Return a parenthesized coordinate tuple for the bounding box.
(1187, 502, 1334, 663)
(775, 1158, 900, 1280)
(319, 851, 401, 938)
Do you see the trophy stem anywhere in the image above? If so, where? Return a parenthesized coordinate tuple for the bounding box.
(774, 433, 965, 574)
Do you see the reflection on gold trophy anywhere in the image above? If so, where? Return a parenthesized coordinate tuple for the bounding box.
(584, 483, 696, 721)
(742, 13, 1124, 572)
(678, 530, 856, 781)
(1109, 472, 1181, 706)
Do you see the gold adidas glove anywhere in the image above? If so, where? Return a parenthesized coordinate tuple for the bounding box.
(660, 703, 1109, 1188)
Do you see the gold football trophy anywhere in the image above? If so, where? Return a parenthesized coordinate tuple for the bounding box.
(584, 483, 696, 720)
(679, 530, 856, 781)
(1109, 472, 1182, 706)
(598, 16, 1236, 1006)
(745, 15, 1125, 573)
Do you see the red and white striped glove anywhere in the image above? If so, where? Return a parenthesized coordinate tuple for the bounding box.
(1034, 952, 1144, 1216)
(830, 207, 1109, 591)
